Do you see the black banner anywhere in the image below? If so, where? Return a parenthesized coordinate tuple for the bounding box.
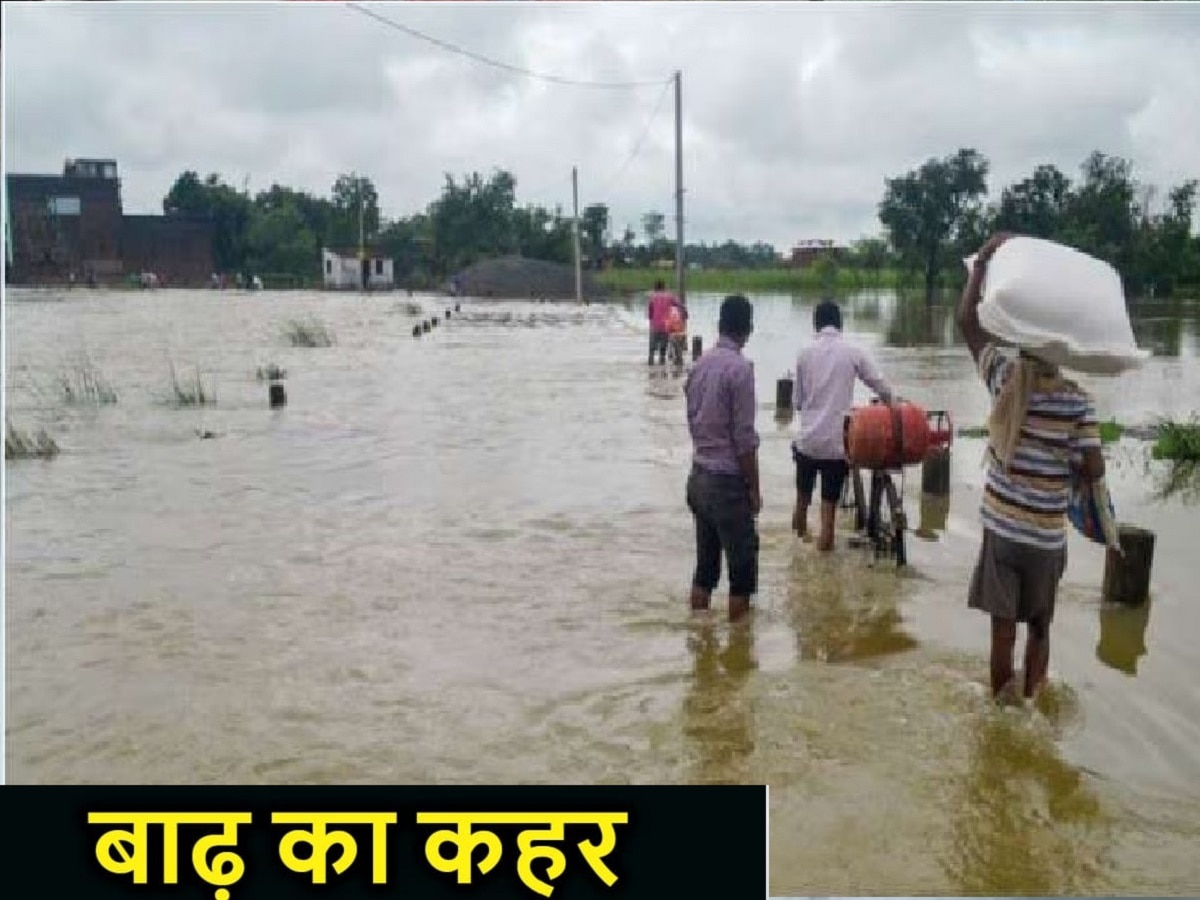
(0, 785, 766, 899)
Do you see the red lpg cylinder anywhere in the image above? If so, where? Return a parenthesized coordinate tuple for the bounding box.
(844, 401, 932, 469)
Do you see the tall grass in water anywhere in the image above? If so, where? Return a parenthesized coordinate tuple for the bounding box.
(1152, 419, 1200, 461)
(282, 318, 335, 347)
(58, 363, 118, 406)
(167, 363, 216, 407)
(6, 420, 59, 460)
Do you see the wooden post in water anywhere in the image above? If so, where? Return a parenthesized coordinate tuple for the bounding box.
(431, 318, 438, 329)
(455, 302, 461, 312)
(445, 309, 451, 320)
(412, 325, 421, 338)
(775, 374, 794, 419)
(1102, 524, 1155, 605)
(691, 335, 702, 362)
(921, 447, 951, 496)
(268, 383, 286, 408)
(422, 320, 431, 333)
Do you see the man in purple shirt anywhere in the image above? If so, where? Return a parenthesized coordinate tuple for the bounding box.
(684, 295, 760, 622)
(792, 299, 893, 551)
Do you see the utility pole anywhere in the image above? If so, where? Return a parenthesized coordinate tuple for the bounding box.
(572, 166, 583, 305)
(673, 69, 685, 304)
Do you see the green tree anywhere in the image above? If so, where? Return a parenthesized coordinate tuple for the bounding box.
(878, 148, 990, 303)
(849, 237, 891, 285)
(428, 170, 519, 276)
(247, 204, 317, 280)
(994, 164, 1072, 238)
(163, 171, 253, 274)
(580, 203, 609, 268)
(642, 211, 666, 248)
(329, 173, 381, 252)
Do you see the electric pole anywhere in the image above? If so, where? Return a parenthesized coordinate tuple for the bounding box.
(674, 69, 685, 304)
(572, 166, 583, 305)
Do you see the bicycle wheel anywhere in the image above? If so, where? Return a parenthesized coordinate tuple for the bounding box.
(881, 473, 908, 567)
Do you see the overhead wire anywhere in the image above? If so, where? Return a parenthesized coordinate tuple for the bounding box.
(588, 76, 674, 205)
(345, 2, 667, 90)
(345, 1, 679, 238)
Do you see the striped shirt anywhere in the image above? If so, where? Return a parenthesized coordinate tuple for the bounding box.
(978, 343, 1101, 550)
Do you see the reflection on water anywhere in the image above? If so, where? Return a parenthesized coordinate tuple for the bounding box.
(947, 710, 1111, 895)
(682, 622, 756, 783)
(1096, 600, 1152, 676)
(914, 492, 951, 540)
(786, 553, 918, 663)
(1153, 459, 1200, 504)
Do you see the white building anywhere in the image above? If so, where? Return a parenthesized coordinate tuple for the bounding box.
(321, 248, 394, 291)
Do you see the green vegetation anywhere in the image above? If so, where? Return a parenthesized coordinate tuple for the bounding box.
(1099, 420, 1124, 444)
(6, 420, 59, 460)
(164, 146, 1196, 301)
(58, 363, 118, 406)
(597, 266, 904, 295)
(1152, 420, 1200, 461)
(167, 363, 216, 407)
(880, 149, 1199, 302)
(282, 318, 335, 348)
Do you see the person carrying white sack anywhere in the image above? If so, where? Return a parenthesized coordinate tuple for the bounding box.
(957, 232, 1108, 705)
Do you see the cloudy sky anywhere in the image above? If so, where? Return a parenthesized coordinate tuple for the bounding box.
(4, 1, 1199, 248)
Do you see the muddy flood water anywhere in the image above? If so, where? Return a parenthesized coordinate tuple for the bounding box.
(5, 286, 1200, 894)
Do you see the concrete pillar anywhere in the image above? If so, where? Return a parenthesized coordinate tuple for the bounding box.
(775, 376, 794, 417)
(1103, 525, 1155, 605)
(921, 447, 951, 496)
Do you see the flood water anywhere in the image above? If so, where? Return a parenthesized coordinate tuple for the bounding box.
(5, 285, 1200, 894)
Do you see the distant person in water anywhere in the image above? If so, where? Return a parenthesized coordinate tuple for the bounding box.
(685, 294, 760, 621)
(647, 279, 677, 365)
(666, 296, 688, 366)
(791, 299, 893, 551)
(957, 232, 1104, 705)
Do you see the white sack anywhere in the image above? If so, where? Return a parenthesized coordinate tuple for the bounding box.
(964, 236, 1149, 375)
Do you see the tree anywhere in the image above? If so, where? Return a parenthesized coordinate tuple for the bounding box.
(1060, 152, 1138, 278)
(329, 173, 380, 252)
(642, 211, 666, 247)
(247, 204, 317, 279)
(878, 148, 990, 303)
(994, 164, 1072, 238)
(163, 171, 253, 274)
(580, 204, 609, 268)
(849, 237, 891, 284)
(428, 169, 519, 276)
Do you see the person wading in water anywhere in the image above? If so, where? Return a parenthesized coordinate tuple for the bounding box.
(684, 295, 760, 622)
(957, 232, 1105, 704)
(791, 299, 893, 551)
(647, 279, 677, 366)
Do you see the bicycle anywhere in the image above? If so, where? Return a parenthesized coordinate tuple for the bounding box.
(841, 404, 953, 568)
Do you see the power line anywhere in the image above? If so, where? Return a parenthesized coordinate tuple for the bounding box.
(590, 77, 674, 202)
(345, 2, 668, 90)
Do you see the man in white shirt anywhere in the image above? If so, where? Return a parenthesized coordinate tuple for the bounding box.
(792, 299, 893, 551)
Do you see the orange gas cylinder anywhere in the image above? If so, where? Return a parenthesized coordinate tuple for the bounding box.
(844, 401, 932, 469)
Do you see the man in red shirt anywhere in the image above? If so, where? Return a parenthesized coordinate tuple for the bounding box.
(647, 279, 678, 366)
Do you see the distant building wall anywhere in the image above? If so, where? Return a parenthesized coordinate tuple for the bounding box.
(322, 248, 393, 290)
(5, 159, 214, 286)
(6, 168, 123, 282)
(122, 215, 215, 287)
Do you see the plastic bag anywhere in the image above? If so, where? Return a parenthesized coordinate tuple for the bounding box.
(1067, 475, 1121, 551)
(964, 236, 1149, 375)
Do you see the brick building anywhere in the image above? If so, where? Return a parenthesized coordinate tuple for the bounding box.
(4, 158, 214, 286)
(788, 239, 846, 269)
